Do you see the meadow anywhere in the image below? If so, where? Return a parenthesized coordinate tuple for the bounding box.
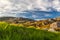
(0, 22, 60, 40)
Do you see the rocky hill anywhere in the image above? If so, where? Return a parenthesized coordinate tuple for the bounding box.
(0, 17, 60, 31)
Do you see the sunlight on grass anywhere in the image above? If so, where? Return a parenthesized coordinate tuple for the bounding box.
(0, 22, 60, 40)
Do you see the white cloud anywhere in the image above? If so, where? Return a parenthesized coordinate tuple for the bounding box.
(44, 14, 52, 17)
(52, 0, 60, 11)
(32, 15, 38, 18)
(35, 19, 46, 21)
(0, 0, 60, 17)
(0, 0, 51, 15)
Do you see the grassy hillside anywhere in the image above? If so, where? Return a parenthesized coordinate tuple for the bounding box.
(0, 22, 60, 40)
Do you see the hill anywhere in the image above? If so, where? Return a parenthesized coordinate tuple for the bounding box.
(0, 17, 60, 31)
(0, 17, 35, 23)
(0, 22, 60, 40)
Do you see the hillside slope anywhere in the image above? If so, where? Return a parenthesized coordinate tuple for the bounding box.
(0, 22, 60, 40)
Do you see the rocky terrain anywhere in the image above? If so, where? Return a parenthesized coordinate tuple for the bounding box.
(0, 17, 60, 31)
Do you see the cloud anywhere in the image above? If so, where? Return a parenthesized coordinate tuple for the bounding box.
(0, 0, 60, 17)
(32, 15, 38, 18)
(0, 0, 51, 15)
(52, 0, 60, 11)
(44, 14, 52, 17)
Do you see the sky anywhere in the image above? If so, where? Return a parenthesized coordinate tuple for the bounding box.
(0, 0, 60, 20)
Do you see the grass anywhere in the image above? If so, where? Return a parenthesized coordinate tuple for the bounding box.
(0, 22, 60, 40)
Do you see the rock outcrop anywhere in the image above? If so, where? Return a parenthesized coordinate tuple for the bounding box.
(49, 21, 60, 31)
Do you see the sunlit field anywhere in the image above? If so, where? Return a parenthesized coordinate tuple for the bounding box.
(0, 22, 60, 40)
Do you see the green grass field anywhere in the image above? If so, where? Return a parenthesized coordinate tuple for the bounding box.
(0, 22, 60, 40)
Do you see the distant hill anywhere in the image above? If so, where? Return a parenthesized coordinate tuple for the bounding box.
(0, 17, 35, 23)
(0, 16, 60, 24)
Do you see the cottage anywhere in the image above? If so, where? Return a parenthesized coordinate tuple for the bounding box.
(48, 21, 60, 31)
